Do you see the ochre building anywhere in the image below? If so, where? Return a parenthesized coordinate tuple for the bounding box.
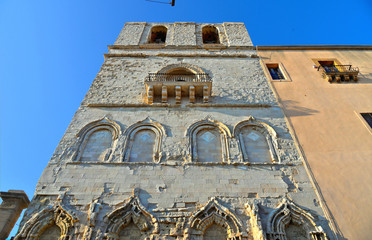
(257, 46, 372, 240)
(15, 23, 335, 240)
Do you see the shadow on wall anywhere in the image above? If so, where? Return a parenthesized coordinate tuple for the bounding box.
(357, 72, 372, 84)
(281, 100, 319, 117)
(138, 189, 152, 209)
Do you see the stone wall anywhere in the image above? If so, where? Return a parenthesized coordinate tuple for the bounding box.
(16, 23, 333, 240)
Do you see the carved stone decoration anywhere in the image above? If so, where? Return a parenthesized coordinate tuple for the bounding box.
(233, 116, 280, 163)
(189, 86, 195, 103)
(245, 202, 265, 240)
(266, 198, 327, 240)
(203, 86, 209, 103)
(88, 198, 103, 227)
(147, 85, 154, 104)
(14, 202, 78, 240)
(186, 117, 231, 163)
(103, 195, 159, 240)
(184, 197, 246, 240)
(162, 86, 168, 103)
(170, 217, 186, 237)
(175, 85, 182, 104)
(123, 117, 166, 163)
(83, 226, 94, 240)
(73, 117, 122, 162)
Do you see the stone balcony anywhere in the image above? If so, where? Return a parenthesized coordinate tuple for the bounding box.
(145, 73, 212, 104)
(318, 65, 359, 82)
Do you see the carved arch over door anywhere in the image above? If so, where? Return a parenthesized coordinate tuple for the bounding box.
(185, 197, 246, 240)
(266, 198, 327, 240)
(103, 195, 159, 240)
(15, 202, 78, 240)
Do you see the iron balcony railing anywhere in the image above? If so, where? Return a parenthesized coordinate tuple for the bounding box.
(317, 65, 359, 74)
(145, 73, 212, 82)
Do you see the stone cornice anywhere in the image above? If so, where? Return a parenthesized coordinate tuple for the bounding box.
(108, 44, 256, 50)
(0, 190, 30, 207)
(85, 103, 273, 108)
(104, 52, 257, 58)
(66, 161, 299, 167)
(256, 45, 372, 50)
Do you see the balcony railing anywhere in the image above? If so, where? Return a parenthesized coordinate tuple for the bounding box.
(317, 65, 359, 74)
(317, 64, 359, 82)
(145, 73, 212, 82)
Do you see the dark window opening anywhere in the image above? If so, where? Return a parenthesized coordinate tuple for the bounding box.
(318, 61, 335, 67)
(318, 61, 338, 73)
(202, 26, 220, 44)
(149, 26, 167, 43)
(361, 113, 372, 128)
(267, 64, 284, 80)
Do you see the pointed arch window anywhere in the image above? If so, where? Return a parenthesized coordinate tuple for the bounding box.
(196, 128, 223, 163)
(129, 129, 156, 162)
(187, 119, 231, 163)
(234, 117, 279, 163)
(240, 127, 272, 163)
(74, 118, 121, 162)
(80, 129, 113, 162)
(123, 118, 165, 163)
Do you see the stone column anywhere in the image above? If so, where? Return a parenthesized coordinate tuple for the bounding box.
(0, 190, 30, 240)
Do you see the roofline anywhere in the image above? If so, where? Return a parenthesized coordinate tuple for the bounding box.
(256, 45, 372, 50)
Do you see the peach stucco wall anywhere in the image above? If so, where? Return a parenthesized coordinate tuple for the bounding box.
(258, 48, 372, 240)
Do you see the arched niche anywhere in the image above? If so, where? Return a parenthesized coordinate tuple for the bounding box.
(185, 197, 245, 240)
(74, 117, 121, 162)
(123, 118, 165, 163)
(202, 25, 220, 44)
(157, 63, 206, 75)
(148, 26, 167, 43)
(234, 117, 279, 163)
(15, 203, 78, 240)
(186, 118, 231, 163)
(266, 198, 327, 240)
(103, 195, 159, 240)
(156, 63, 208, 82)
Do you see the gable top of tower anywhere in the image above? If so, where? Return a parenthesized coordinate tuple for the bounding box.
(114, 22, 253, 47)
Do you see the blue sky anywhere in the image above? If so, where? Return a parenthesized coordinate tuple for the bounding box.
(0, 0, 371, 237)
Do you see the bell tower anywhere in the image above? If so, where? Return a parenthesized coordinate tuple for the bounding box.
(16, 22, 334, 239)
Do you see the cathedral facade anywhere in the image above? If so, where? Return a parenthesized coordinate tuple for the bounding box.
(15, 22, 333, 240)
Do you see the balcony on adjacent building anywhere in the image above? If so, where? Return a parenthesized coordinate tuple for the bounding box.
(144, 73, 213, 104)
(317, 64, 359, 82)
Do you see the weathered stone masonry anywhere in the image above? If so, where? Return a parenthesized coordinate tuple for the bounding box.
(16, 22, 333, 240)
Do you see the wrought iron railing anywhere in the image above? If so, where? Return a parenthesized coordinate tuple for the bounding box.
(145, 73, 212, 82)
(317, 65, 359, 74)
